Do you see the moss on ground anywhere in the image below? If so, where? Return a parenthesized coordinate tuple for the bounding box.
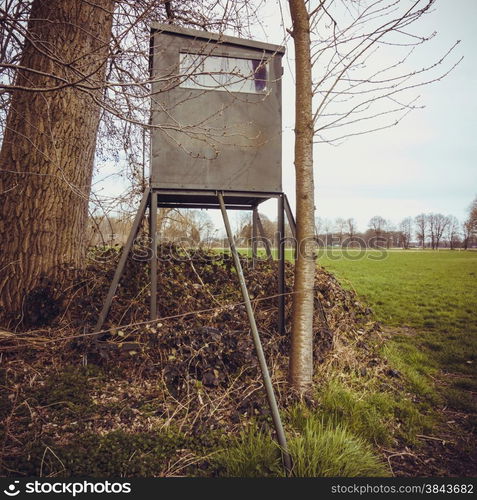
(8, 429, 225, 477)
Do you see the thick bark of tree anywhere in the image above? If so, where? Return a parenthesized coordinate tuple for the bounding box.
(288, 0, 315, 394)
(0, 0, 114, 323)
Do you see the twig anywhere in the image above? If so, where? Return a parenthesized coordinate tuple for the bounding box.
(416, 434, 453, 445)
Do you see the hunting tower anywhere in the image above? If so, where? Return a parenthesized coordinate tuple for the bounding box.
(149, 23, 284, 206)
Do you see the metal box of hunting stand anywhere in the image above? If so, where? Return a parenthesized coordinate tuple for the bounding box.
(149, 23, 284, 197)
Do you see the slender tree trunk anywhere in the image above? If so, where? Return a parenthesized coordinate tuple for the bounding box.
(288, 0, 315, 395)
(0, 0, 114, 323)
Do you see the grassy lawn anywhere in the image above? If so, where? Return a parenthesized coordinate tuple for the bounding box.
(233, 247, 476, 396)
(318, 249, 477, 414)
(317, 249, 477, 335)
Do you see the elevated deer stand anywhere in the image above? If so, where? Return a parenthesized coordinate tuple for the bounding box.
(94, 24, 295, 473)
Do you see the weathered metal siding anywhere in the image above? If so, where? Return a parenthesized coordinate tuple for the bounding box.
(150, 25, 283, 193)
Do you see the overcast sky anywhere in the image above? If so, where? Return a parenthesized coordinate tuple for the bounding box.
(257, 0, 476, 232)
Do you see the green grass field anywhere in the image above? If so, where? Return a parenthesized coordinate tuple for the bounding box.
(233, 247, 476, 376)
(318, 249, 477, 335)
(317, 249, 477, 413)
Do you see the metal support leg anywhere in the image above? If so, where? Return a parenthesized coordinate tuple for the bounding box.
(278, 194, 286, 335)
(218, 192, 292, 474)
(252, 206, 258, 268)
(284, 193, 297, 262)
(150, 191, 158, 320)
(256, 213, 273, 261)
(94, 189, 150, 333)
(283, 193, 296, 237)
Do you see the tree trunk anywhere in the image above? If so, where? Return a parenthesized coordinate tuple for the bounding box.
(0, 0, 114, 324)
(288, 0, 315, 395)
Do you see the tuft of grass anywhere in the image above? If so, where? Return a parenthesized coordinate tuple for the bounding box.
(287, 419, 389, 477)
(213, 427, 282, 477)
(214, 415, 389, 477)
(442, 388, 477, 414)
(391, 398, 435, 444)
(314, 379, 393, 445)
(451, 377, 477, 392)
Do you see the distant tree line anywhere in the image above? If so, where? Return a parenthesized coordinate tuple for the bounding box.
(315, 196, 477, 250)
(90, 196, 477, 251)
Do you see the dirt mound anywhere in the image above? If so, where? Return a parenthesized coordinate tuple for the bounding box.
(3, 246, 384, 387)
(13, 245, 381, 370)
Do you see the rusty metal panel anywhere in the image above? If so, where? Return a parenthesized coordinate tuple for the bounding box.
(149, 24, 284, 193)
